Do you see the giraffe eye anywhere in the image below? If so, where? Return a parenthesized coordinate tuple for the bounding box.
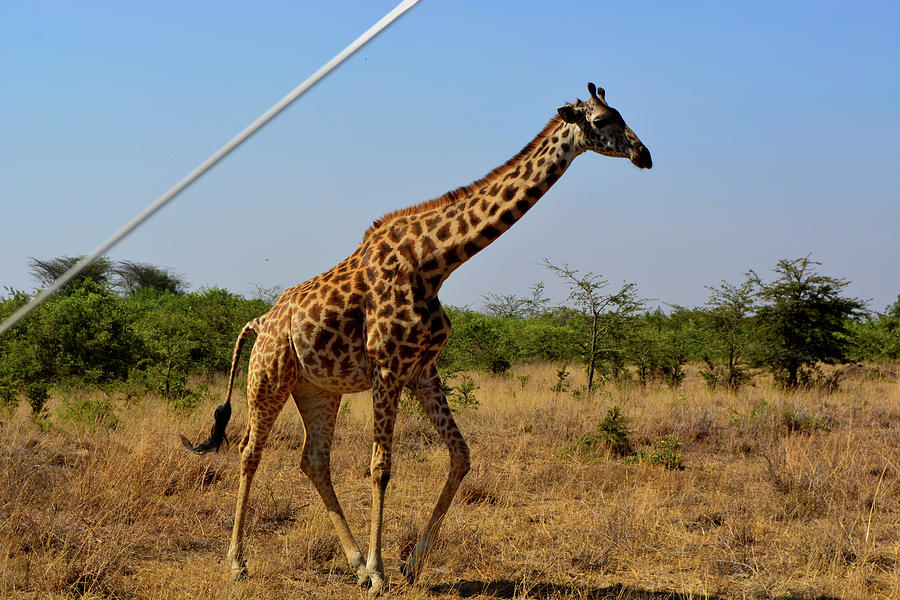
(592, 116, 611, 130)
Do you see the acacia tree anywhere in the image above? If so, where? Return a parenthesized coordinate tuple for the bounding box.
(482, 282, 551, 319)
(752, 256, 865, 388)
(701, 275, 757, 390)
(544, 259, 642, 396)
(481, 293, 529, 319)
(114, 260, 187, 295)
(29, 255, 114, 290)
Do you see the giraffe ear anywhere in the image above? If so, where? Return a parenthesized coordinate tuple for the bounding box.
(557, 105, 583, 124)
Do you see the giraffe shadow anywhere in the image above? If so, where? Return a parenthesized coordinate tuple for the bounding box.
(428, 579, 844, 600)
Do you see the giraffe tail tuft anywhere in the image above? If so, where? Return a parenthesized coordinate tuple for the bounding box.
(182, 400, 232, 453)
(180, 317, 262, 454)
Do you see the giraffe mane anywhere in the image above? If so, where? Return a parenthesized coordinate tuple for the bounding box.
(363, 115, 564, 238)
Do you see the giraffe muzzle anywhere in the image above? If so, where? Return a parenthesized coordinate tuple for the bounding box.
(631, 144, 652, 169)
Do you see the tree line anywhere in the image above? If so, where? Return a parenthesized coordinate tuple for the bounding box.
(1, 254, 897, 411)
(0, 258, 267, 411)
(442, 256, 896, 394)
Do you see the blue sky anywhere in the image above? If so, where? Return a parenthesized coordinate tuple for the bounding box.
(2, 1, 899, 312)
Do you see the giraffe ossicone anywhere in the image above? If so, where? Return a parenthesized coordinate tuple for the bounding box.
(182, 82, 651, 594)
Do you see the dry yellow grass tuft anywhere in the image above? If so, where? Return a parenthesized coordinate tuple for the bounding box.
(1, 364, 898, 599)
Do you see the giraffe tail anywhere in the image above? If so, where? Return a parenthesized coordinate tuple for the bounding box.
(180, 317, 263, 453)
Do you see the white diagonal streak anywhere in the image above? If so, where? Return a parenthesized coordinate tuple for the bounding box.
(0, 0, 421, 337)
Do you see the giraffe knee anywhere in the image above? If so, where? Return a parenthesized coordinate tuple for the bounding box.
(377, 469, 390, 491)
(370, 457, 392, 492)
(451, 441, 470, 479)
(370, 441, 392, 488)
(240, 458, 261, 480)
(370, 459, 392, 491)
(239, 439, 265, 471)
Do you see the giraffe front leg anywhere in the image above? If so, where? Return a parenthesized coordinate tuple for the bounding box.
(401, 366, 470, 584)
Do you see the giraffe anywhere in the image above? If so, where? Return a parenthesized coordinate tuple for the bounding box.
(182, 82, 651, 593)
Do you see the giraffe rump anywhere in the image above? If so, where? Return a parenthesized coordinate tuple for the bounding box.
(179, 317, 262, 453)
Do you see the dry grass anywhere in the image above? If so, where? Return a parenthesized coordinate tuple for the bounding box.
(1, 364, 898, 599)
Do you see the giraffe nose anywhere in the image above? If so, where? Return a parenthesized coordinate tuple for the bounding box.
(631, 144, 652, 169)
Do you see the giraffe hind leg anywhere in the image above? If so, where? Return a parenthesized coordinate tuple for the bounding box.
(291, 383, 368, 583)
(226, 380, 290, 578)
(401, 365, 470, 583)
(361, 373, 406, 595)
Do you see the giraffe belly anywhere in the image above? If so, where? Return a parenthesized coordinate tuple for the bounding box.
(297, 365, 371, 394)
(292, 333, 371, 394)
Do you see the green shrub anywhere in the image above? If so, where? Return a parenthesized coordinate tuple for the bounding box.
(624, 435, 685, 470)
(729, 398, 773, 429)
(645, 435, 685, 470)
(597, 406, 633, 456)
(0, 381, 17, 413)
(440, 308, 517, 373)
(338, 400, 352, 417)
(25, 382, 50, 415)
(60, 395, 119, 430)
(847, 303, 900, 362)
(0, 281, 143, 387)
(565, 406, 633, 460)
(447, 374, 479, 410)
(700, 359, 750, 391)
(550, 364, 571, 394)
(1, 278, 273, 398)
(780, 404, 834, 434)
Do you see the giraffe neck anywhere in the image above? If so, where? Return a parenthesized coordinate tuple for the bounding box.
(415, 116, 584, 292)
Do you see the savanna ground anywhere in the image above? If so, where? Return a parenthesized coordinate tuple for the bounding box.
(1, 363, 898, 600)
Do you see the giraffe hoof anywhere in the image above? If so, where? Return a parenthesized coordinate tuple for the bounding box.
(229, 556, 247, 581)
(348, 556, 367, 585)
(367, 572, 386, 596)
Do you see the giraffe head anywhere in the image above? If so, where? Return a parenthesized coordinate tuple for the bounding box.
(557, 82, 652, 169)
